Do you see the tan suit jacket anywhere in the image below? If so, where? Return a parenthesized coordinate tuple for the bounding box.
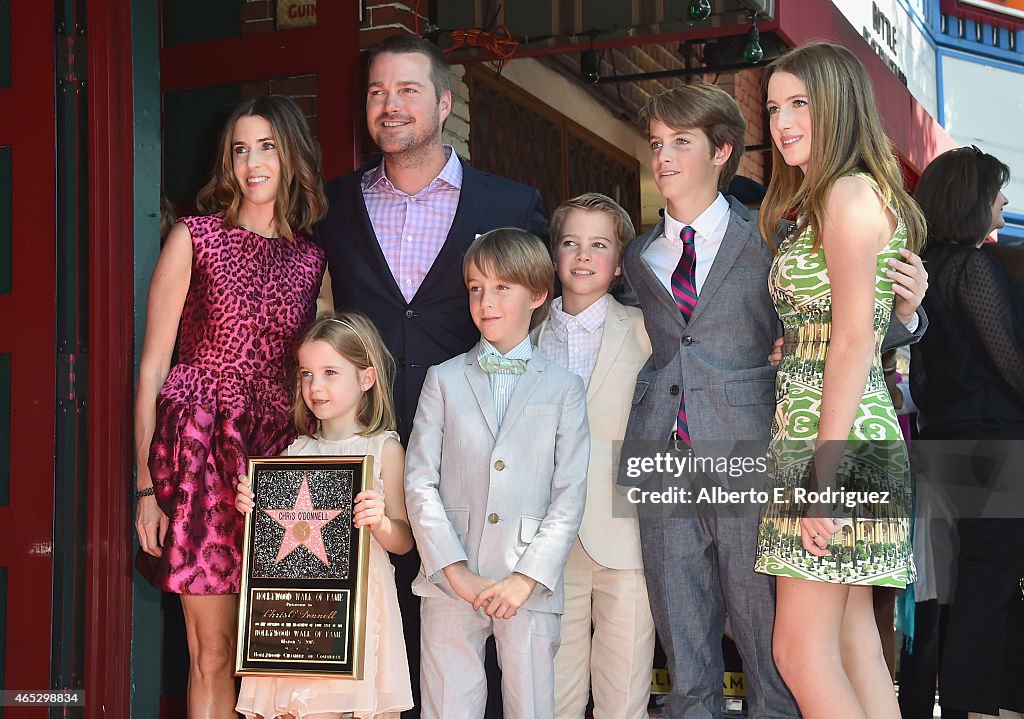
(536, 296, 651, 570)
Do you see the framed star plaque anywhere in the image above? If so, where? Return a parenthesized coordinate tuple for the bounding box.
(236, 455, 373, 678)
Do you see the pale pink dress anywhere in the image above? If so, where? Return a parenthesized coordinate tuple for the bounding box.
(235, 432, 413, 719)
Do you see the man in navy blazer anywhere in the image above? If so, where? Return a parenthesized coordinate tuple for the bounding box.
(314, 34, 547, 718)
(316, 34, 547, 441)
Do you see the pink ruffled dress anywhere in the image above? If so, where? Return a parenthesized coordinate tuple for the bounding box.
(235, 432, 413, 719)
(136, 213, 326, 595)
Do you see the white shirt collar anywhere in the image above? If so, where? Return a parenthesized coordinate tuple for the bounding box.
(363, 144, 464, 194)
(478, 336, 533, 361)
(663, 193, 730, 244)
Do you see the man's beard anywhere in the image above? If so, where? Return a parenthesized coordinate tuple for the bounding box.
(373, 113, 442, 163)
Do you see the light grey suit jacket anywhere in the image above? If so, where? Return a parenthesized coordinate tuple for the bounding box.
(616, 197, 925, 485)
(404, 342, 590, 614)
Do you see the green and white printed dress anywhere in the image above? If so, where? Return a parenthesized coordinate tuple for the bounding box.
(753, 173, 916, 588)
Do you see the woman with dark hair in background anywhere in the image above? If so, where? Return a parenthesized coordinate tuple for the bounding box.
(911, 146, 1024, 719)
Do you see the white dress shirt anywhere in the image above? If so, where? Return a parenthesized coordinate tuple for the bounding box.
(641, 193, 731, 296)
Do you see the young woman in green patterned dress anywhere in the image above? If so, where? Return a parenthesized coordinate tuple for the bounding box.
(753, 42, 926, 718)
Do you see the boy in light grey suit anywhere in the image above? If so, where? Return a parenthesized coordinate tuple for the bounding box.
(405, 229, 589, 719)
(615, 84, 928, 719)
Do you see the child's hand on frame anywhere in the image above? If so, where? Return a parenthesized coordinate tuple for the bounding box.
(353, 490, 386, 529)
(473, 572, 537, 619)
(235, 475, 255, 514)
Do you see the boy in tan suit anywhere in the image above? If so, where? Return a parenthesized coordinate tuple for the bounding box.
(535, 193, 656, 719)
(405, 229, 590, 719)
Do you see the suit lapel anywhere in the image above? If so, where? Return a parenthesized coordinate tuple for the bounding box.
(495, 353, 546, 442)
(349, 172, 406, 303)
(587, 299, 628, 402)
(415, 161, 488, 301)
(465, 350, 499, 439)
(633, 220, 687, 330)
(687, 198, 750, 326)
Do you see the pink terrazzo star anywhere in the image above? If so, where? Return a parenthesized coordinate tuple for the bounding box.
(264, 474, 344, 566)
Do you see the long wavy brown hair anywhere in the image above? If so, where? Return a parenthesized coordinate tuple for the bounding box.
(758, 42, 925, 253)
(197, 95, 327, 241)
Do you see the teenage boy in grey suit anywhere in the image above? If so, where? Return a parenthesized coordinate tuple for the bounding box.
(616, 84, 928, 719)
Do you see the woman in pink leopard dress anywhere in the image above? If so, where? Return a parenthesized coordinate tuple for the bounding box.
(134, 95, 327, 719)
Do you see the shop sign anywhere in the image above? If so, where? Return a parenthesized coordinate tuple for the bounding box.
(276, 0, 317, 30)
(831, 0, 938, 119)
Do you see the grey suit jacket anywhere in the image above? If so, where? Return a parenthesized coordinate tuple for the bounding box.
(404, 343, 590, 613)
(616, 197, 925, 485)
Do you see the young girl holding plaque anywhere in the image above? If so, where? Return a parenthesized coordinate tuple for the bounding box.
(235, 312, 415, 719)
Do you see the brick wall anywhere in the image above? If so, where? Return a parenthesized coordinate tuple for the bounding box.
(241, 0, 274, 35)
(241, 74, 319, 137)
(237, 2, 319, 135)
(718, 68, 769, 186)
(360, 1, 423, 47)
(444, 65, 471, 159)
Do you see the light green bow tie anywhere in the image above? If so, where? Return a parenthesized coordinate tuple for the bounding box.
(479, 354, 527, 375)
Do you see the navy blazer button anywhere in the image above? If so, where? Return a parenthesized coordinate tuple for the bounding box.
(488, 513, 500, 524)
(682, 336, 694, 346)
(404, 310, 415, 319)
(669, 385, 680, 395)
(398, 357, 406, 368)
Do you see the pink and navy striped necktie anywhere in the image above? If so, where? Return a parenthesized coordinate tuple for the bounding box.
(671, 225, 697, 443)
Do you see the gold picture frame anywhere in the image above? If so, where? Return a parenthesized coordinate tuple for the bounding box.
(236, 454, 373, 678)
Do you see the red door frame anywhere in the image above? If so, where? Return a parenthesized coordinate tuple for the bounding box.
(159, 3, 361, 180)
(84, 0, 136, 716)
(0, 0, 58, 706)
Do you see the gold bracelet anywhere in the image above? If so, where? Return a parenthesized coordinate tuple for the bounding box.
(136, 486, 156, 499)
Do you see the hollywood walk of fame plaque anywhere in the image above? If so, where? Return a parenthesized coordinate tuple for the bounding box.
(236, 455, 373, 678)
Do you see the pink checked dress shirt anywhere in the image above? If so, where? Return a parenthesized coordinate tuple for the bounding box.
(361, 145, 464, 302)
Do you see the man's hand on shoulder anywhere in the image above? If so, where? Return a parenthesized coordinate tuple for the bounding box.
(888, 247, 928, 326)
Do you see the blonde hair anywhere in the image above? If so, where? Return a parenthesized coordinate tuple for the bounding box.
(197, 95, 328, 241)
(291, 313, 397, 437)
(758, 42, 925, 252)
(639, 83, 747, 193)
(462, 228, 554, 328)
(549, 193, 635, 290)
